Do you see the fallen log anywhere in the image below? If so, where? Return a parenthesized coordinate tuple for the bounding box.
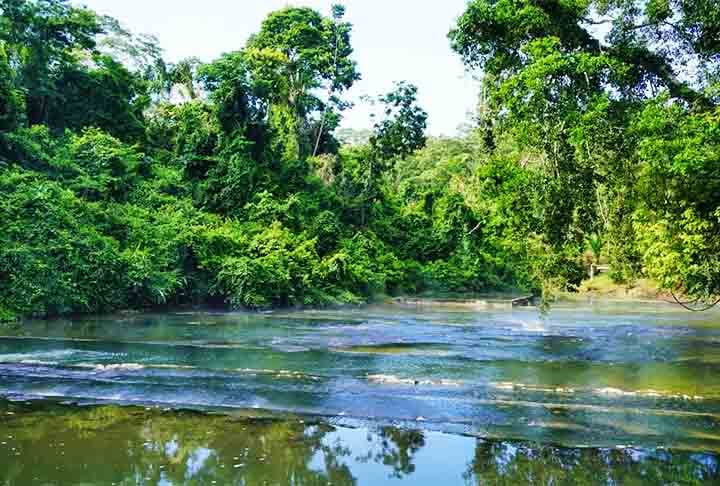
(511, 296, 534, 307)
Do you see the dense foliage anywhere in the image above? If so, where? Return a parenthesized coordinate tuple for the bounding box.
(0, 0, 717, 320)
(449, 0, 720, 300)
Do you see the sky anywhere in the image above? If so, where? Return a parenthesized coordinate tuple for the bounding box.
(74, 0, 479, 136)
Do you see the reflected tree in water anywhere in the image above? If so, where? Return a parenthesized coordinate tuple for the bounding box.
(0, 403, 359, 485)
(465, 440, 719, 485)
(355, 427, 425, 478)
(2, 402, 719, 486)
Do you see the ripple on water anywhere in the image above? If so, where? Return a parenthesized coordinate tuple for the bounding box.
(1, 302, 720, 452)
(333, 342, 453, 356)
(367, 374, 463, 387)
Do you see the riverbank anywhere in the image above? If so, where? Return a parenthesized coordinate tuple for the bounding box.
(574, 274, 668, 301)
(0, 279, 680, 325)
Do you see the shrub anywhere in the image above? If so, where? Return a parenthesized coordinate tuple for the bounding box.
(0, 171, 126, 316)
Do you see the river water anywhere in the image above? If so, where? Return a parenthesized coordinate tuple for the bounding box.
(1, 300, 720, 484)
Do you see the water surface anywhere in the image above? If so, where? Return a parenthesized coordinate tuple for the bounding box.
(1, 400, 718, 485)
(2, 300, 720, 482)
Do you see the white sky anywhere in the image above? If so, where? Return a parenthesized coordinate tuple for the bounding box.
(74, 0, 479, 136)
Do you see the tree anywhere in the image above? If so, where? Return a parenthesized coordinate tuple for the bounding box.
(632, 100, 720, 298)
(169, 57, 203, 101)
(97, 16, 170, 101)
(370, 81, 428, 162)
(0, 41, 22, 133)
(46, 53, 148, 141)
(245, 6, 359, 160)
(449, 0, 720, 297)
(0, 0, 102, 126)
(339, 82, 428, 227)
(312, 3, 352, 156)
(199, 51, 266, 139)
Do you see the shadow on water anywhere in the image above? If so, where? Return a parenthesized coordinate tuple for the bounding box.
(0, 401, 718, 485)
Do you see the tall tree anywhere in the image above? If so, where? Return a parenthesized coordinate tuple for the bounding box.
(245, 6, 359, 160)
(0, 41, 22, 132)
(0, 0, 102, 126)
(46, 53, 148, 140)
(349, 82, 428, 226)
(370, 81, 428, 162)
(449, 0, 720, 296)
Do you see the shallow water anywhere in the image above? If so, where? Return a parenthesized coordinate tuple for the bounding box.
(0, 400, 718, 485)
(2, 300, 720, 482)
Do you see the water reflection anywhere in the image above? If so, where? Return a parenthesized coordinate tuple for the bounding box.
(3, 304, 720, 454)
(4, 303, 720, 452)
(355, 428, 426, 478)
(0, 401, 718, 485)
(468, 441, 719, 485)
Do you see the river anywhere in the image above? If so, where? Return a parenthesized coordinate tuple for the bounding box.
(1, 299, 720, 484)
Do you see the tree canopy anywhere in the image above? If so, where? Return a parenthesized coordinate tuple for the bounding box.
(0, 0, 718, 320)
(449, 0, 720, 299)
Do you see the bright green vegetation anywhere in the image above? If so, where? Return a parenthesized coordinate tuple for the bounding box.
(0, 0, 719, 320)
(0, 400, 718, 485)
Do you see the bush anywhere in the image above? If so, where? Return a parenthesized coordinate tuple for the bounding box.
(211, 222, 325, 308)
(65, 128, 144, 201)
(0, 171, 126, 316)
(331, 231, 406, 296)
(113, 201, 205, 307)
